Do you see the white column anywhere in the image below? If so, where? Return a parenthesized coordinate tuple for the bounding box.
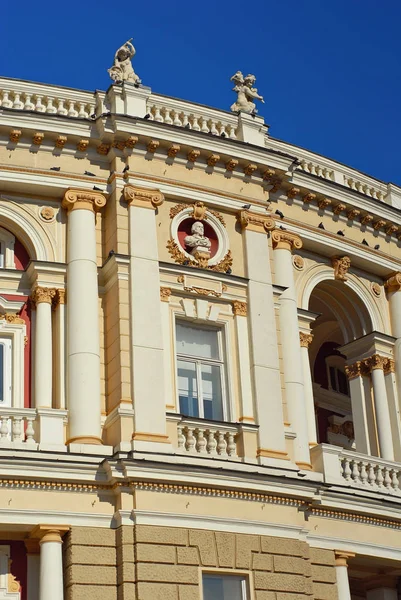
(233, 302, 254, 423)
(62, 189, 106, 445)
(367, 588, 398, 600)
(335, 552, 354, 600)
(25, 540, 40, 600)
(38, 529, 67, 600)
(160, 288, 174, 411)
(385, 274, 401, 398)
(384, 358, 401, 461)
(239, 214, 287, 463)
(124, 185, 170, 452)
(345, 361, 372, 455)
(272, 230, 310, 468)
(299, 333, 317, 446)
(32, 287, 55, 408)
(365, 355, 394, 461)
(53, 290, 66, 410)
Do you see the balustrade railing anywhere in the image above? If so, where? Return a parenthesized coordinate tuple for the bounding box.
(177, 418, 239, 458)
(0, 408, 37, 446)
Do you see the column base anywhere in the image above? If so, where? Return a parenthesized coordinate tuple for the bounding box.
(66, 435, 103, 445)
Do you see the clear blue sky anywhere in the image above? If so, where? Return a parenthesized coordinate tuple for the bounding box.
(2, 1, 401, 185)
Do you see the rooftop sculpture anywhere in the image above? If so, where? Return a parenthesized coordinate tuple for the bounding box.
(230, 71, 264, 114)
(108, 39, 141, 85)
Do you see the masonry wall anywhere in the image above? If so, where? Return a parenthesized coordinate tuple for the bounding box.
(64, 525, 338, 600)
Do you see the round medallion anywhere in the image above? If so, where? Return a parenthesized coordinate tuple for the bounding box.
(371, 282, 382, 297)
(293, 255, 304, 270)
(39, 206, 56, 222)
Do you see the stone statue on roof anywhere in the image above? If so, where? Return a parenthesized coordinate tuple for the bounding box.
(108, 39, 142, 85)
(230, 71, 264, 114)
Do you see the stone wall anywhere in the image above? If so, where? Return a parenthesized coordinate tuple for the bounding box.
(64, 525, 339, 600)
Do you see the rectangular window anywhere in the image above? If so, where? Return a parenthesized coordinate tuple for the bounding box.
(0, 338, 12, 406)
(176, 322, 227, 421)
(202, 574, 248, 600)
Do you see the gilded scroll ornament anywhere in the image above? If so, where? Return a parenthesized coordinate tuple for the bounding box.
(3, 313, 24, 325)
(125, 135, 138, 149)
(347, 209, 360, 220)
(287, 187, 300, 199)
(318, 198, 331, 210)
(166, 239, 232, 273)
(244, 163, 257, 176)
(55, 135, 67, 149)
(77, 140, 89, 152)
(303, 193, 316, 204)
(363, 354, 387, 372)
(147, 140, 159, 153)
(331, 256, 351, 281)
(169, 204, 187, 219)
(361, 214, 374, 226)
(263, 168, 276, 181)
(225, 159, 238, 172)
(32, 132, 44, 146)
(373, 219, 386, 231)
(208, 209, 226, 227)
(187, 149, 201, 163)
(96, 143, 110, 155)
(31, 287, 56, 305)
(386, 224, 398, 236)
(333, 203, 346, 215)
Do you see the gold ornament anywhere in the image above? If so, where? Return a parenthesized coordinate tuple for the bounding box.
(77, 139, 89, 152)
(187, 149, 201, 163)
(40, 206, 55, 221)
(9, 129, 21, 143)
(167, 144, 180, 158)
(207, 154, 220, 167)
(55, 135, 67, 149)
(331, 256, 351, 281)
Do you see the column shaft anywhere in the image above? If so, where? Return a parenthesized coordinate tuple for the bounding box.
(386, 285, 401, 398)
(371, 365, 394, 460)
(335, 565, 351, 600)
(300, 336, 317, 446)
(32, 289, 54, 409)
(39, 534, 64, 600)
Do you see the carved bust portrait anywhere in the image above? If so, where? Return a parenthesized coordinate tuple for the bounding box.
(184, 221, 211, 254)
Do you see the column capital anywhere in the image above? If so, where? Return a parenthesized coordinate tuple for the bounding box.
(24, 538, 40, 555)
(160, 287, 172, 302)
(31, 524, 70, 544)
(383, 357, 395, 375)
(271, 230, 302, 251)
(345, 360, 370, 380)
(236, 210, 275, 233)
(385, 272, 401, 294)
(232, 301, 248, 316)
(299, 332, 313, 348)
(363, 354, 387, 372)
(331, 255, 351, 281)
(335, 550, 355, 567)
(31, 286, 56, 305)
(123, 185, 164, 209)
(62, 188, 107, 213)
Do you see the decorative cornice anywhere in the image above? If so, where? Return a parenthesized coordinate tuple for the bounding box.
(237, 210, 275, 233)
(347, 208, 360, 220)
(244, 163, 257, 176)
(96, 143, 110, 156)
(232, 301, 247, 316)
(187, 149, 200, 163)
(303, 193, 316, 204)
(160, 287, 172, 302)
(55, 135, 67, 149)
(331, 255, 351, 281)
(167, 144, 180, 158)
(333, 202, 347, 215)
(361, 213, 374, 226)
(32, 132, 44, 146)
(31, 287, 56, 305)
(147, 140, 160, 153)
(10, 130, 21, 143)
(62, 189, 107, 213)
(125, 135, 138, 149)
(177, 276, 227, 297)
(318, 198, 331, 210)
(271, 230, 302, 252)
(76, 140, 89, 152)
(207, 154, 220, 167)
(123, 185, 164, 210)
(373, 219, 387, 231)
(287, 187, 300, 199)
(299, 332, 313, 348)
(385, 272, 401, 294)
(225, 159, 238, 172)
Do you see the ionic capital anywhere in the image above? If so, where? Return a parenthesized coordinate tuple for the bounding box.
(236, 210, 275, 233)
(363, 354, 387, 372)
(62, 189, 107, 213)
(31, 524, 70, 545)
(385, 272, 401, 294)
(31, 287, 56, 305)
(123, 185, 164, 210)
(299, 332, 313, 348)
(271, 230, 302, 252)
(334, 550, 355, 568)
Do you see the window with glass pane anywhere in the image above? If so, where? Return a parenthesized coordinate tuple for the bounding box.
(0, 338, 12, 406)
(202, 574, 248, 600)
(176, 322, 226, 421)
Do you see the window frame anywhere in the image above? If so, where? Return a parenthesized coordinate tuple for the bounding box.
(325, 355, 349, 396)
(0, 337, 12, 407)
(201, 571, 250, 600)
(0, 319, 25, 409)
(174, 318, 231, 422)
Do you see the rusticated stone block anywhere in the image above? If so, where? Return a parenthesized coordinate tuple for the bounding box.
(215, 532, 235, 568)
(117, 582, 136, 600)
(117, 561, 135, 585)
(137, 582, 179, 600)
(136, 543, 176, 564)
(254, 572, 307, 593)
(260, 538, 307, 558)
(178, 585, 200, 600)
(236, 534, 260, 568)
(276, 594, 312, 599)
(189, 530, 217, 566)
(136, 525, 188, 546)
(65, 565, 117, 586)
(66, 584, 117, 600)
(64, 544, 116, 567)
(116, 542, 135, 565)
(252, 554, 273, 571)
(116, 525, 134, 546)
(177, 547, 200, 565)
(137, 564, 198, 585)
(313, 582, 338, 600)
(310, 548, 335, 566)
(67, 526, 115, 547)
(273, 556, 306, 575)
(311, 565, 336, 584)
(255, 593, 276, 600)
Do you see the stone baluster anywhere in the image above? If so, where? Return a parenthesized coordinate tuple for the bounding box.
(62, 189, 107, 445)
(363, 355, 394, 461)
(67, 101, 78, 117)
(272, 230, 310, 469)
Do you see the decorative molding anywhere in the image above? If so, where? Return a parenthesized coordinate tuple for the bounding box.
(232, 301, 247, 316)
(287, 187, 300, 199)
(62, 189, 107, 213)
(32, 132, 44, 146)
(292, 255, 305, 271)
(271, 230, 302, 252)
(191, 201, 207, 220)
(169, 203, 187, 219)
(303, 193, 316, 204)
(167, 144, 180, 158)
(39, 206, 56, 222)
(385, 272, 401, 294)
(262, 168, 276, 181)
(237, 210, 275, 233)
(31, 287, 56, 305)
(112, 140, 126, 151)
(384, 358, 395, 375)
(123, 185, 164, 210)
(225, 159, 238, 172)
(333, 202, 347, 215)
(187, 149, 200, 163)
(370, 282, 382, 297)
(208, 209, 226, 227)
(160, 287, 172, 302)
(373, 219, 387, 231)
(345, 361, 370, 380)
(331, 255, 351, 281)
(0, 314, 24, 325)
(76, 139, 89, 152)
(8, 561, 20, 593)
(318, 198, 331, 210)
(347, 208, 360, 220)
(311, 506, 401, 530)
(334, 551, 355, 567)
(299, 332, 313, 348)
(55, 135, 67, 149)
(166, 239, 232, 272)
(177, 276, 227, 298)
(53, 289, 66, 308)
(9, 130, 21, 143)
(125, 135, 138, 149)
(207, 154, 220, 167)
(96, 143, 110, 156)
(244, 163, 257, 176)
(362, 354, 387, 372)
(361, 214, 374, 226)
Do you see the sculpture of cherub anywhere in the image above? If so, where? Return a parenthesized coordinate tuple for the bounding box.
(184, 221, 211, 256)
(230, 71, 264, 114)
(108, 39, 142, 85)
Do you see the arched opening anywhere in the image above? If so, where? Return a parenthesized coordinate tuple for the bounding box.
(308, 279, 373, 449)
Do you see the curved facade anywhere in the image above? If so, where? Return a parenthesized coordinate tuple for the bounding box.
(0, 72, 400, 599)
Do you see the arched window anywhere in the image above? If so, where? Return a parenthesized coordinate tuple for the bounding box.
(0, 228, 15, 269)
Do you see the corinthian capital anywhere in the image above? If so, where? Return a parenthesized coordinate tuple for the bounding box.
(62, 189, 107, 213)
(385, 272, 401, 294)
(123, 185, 164, 210)
(271, 230, 302, 252)
(299, 332, 313, 348)
(31, 286, 56, 305)
(363, 354, 387, 372)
